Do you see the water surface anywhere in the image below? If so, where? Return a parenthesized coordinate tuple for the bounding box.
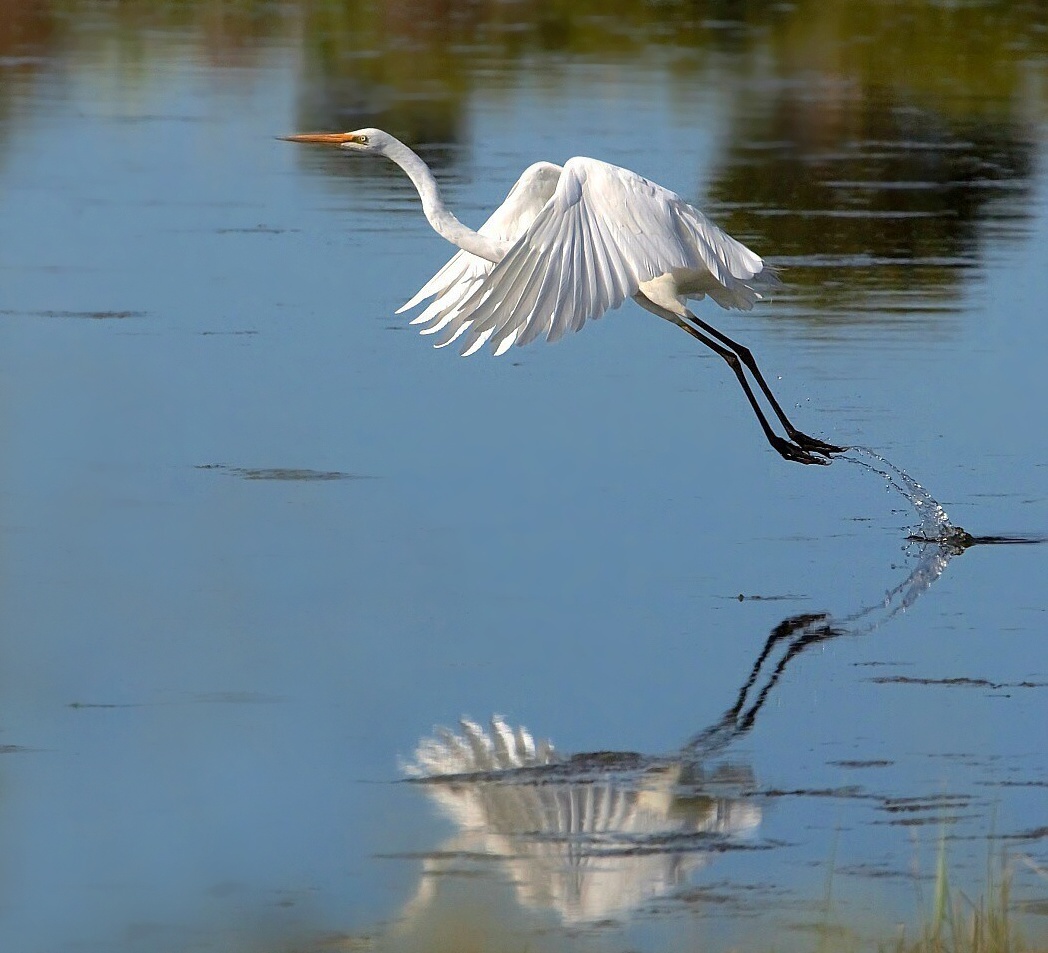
(1, 3, 1046, 951)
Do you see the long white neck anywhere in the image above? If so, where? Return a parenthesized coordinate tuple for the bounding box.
(382, 137, 509, 264)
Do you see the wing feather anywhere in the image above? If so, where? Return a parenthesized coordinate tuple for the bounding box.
(399, 255, 479, 317)
(446, 242, 541, 351)
(412, 279, 482, 334)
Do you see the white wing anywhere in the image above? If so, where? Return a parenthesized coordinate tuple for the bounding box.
(396, 161, 563, 356)
(408, 156, 778, 356)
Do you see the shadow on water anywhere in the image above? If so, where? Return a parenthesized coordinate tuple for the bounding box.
(390, 451, 1045, 932)
(194, 463, 370, 481)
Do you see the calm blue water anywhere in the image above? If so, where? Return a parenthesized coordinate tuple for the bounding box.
(1, 9, 1046, 952)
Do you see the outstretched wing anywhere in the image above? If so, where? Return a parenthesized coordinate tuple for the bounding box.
(411, 156, 777, 356)
(396, 161, 563, 355)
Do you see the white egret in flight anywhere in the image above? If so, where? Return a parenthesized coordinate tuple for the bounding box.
(282, 128, 845, 464)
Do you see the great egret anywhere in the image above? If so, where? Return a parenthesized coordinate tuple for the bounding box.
(282, 128, 845, 465)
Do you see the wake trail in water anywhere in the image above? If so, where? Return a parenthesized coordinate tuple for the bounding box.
(840, 446, 973, 548)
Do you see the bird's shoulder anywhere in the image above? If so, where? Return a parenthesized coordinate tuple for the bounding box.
(503, 161, 563, 204)
(556, 156, 685, 211)
(480, 161, 564, 241)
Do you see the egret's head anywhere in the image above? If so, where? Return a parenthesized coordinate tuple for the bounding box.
(279, 127, 391, 155)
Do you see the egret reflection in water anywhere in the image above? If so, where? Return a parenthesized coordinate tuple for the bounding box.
(396, 512, 973, 929)
(282, 129, 845, 465)
(400, 719, 759, 925)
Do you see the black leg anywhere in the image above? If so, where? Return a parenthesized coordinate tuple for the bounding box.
(666, 314, 830, 465)
(682, 310, 847, 456)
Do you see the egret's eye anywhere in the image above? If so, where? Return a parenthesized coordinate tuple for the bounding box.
(358, 135, 369, 144)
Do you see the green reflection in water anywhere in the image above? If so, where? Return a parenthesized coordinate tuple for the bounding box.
(5, 1, 1045, 125)
(706, 94, 1036, 320)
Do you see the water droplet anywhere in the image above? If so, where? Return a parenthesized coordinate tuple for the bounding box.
(843, 446, 959, 542)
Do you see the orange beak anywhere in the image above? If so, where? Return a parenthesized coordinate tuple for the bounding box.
(279, 132, 358, 145)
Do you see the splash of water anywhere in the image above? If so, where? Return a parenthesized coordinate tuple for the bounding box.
(682, 446, 976, 760)
(841, 445, 973, 549)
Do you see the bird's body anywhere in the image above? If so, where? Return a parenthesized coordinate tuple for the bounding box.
(282, 128, 844, 464)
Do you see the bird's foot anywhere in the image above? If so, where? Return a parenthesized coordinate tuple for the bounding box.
(771, 436, 833, 466)
(788, 431, 849, 457)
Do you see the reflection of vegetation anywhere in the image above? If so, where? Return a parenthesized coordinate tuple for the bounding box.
(0, 0, 298, 165)
(705, 93, 1036, 318)
(0, 0, 295, 66)
(4, 1, 1045, 121)
(770, 1, 1048, 122)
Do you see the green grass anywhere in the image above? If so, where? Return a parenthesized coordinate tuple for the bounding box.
(880, 847, 1037, 953)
